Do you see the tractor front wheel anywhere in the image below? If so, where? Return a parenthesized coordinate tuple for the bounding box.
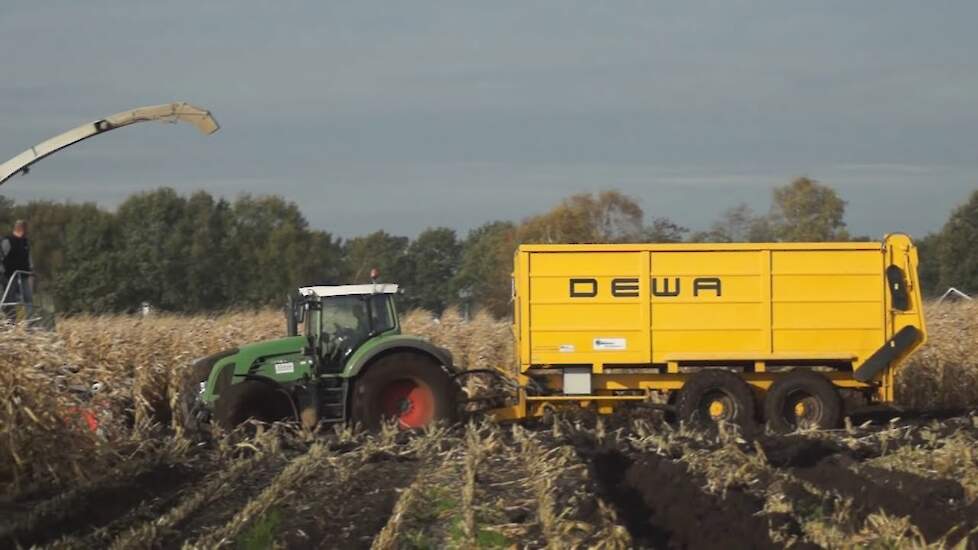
(175, 360, 216, 437)
(351, 353, 458, 430)
(214, 381, 295, 429)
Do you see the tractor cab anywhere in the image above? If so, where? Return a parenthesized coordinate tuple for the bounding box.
(290, 284, 401, 371)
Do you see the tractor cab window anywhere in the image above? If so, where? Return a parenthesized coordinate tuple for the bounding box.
(368, 294, 396, 334)
(321, 293, 397, 359)
(323, 295, 370, 345)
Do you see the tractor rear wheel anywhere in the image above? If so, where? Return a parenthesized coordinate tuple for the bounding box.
(765, 370, 842, 432)
(214, 381, 295, 429)
(677, 369, 756, 429)
(351, 352, 458, 431)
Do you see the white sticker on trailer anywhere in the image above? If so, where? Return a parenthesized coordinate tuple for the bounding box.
(593, 338, 626, 351)
(274, 362, 295, 374)
(559, 344, 575, 353)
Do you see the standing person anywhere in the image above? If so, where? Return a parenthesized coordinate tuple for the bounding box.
(1, 220, 34, 320)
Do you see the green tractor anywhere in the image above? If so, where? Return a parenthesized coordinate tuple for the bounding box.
(183, 283, 460, 431)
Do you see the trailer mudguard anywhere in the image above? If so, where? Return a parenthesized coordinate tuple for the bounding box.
(342, 334, 455, 378)
(853, 325, 922, 382)
(0, 102, 219, 186)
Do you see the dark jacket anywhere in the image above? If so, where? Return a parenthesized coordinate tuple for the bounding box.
(1, 235, 32, 277)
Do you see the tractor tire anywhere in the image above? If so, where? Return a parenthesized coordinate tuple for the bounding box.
(174, 360, 216, 437)
(677, 369, 756, 429)
(214, 381, 295, 430)
(351, 352, 458, 431)
(764, 370, 842, 433)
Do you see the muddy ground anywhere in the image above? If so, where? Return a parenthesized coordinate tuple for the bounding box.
(3, 412, 978, 549)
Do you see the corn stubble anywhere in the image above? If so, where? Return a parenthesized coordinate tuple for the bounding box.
(1, 302, 976, 548)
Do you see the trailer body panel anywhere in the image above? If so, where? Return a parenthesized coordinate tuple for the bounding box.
(512, 235, 925, 404)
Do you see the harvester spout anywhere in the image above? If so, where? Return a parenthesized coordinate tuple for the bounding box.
(0, 101, 219, 187)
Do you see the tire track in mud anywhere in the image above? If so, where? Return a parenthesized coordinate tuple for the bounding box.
(293, 427, 535, 549)
(776, 450, 978, 547)
(1, 461, 202, 549)
(561, 416, 825, 549)
(368, 428, 533, 550)
(754, 430, 978, 547)
(107, 451, 285, 550)
(518, 430, 632, 549)
(275, 449, 421, 549)
(589, 448, 782, 549)
(184, 441, 340, 548)
(177, 431, 437, 549)
(553, 415, 782, 550)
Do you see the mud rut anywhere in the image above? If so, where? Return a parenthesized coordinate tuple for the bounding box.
(0, 460, 203, 549)
(4, 414, 978, 549)
(565, 413, 978, 549)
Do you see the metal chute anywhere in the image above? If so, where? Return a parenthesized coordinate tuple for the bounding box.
(0, 102, 219, 186)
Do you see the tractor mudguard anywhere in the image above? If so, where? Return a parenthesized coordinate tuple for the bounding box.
(342, 334, 455, 379)
(201, 336, 309, 406)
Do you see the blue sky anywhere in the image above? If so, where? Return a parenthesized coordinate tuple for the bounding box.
(1, 2, 976, 238)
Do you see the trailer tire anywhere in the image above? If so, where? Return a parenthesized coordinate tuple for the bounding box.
(352, 352, 458, 431)
(765, 370, 842, 432)
(214, 381, 294, 429)
(677, 370, 756, 429)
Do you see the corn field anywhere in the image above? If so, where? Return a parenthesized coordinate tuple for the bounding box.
(1, 302, 977, 548)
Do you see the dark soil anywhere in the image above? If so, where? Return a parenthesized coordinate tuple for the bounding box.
(161, 454, 289, 550)
(3, 462, 201, 549)
(590, 449, 782, 549)
(276, 450, 421, 549)
(788, 454, 978, 547)
(749, 429, 978, 546)
(13, 412, 978, 549)
(757, 436, 847, 467)
(478, 448, 545, 545)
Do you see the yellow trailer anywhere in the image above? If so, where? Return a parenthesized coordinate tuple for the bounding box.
(491, 234, 926, 430)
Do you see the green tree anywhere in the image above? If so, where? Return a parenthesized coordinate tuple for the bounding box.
(400, 227, 462, 312)
(936, 189, 978, 294)
(639, 217, 688, 243)
(343, 230, 410, 285)
(916, 232, 942, 297)
(518, 190, 644, 244)
(230, 194, 344, 306)
(51, 204, 120, 313)
(691, 203, 776, 242)
(181, 192, 235, 310)
(0, 195, 14, 233)
(769, 177, 849, 242)
(454, 221, 516, 318)
(2, 190, 345, 313)
(113, 188, 191, 311)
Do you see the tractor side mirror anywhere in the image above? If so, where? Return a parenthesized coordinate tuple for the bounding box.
(286, 294, 305, 336)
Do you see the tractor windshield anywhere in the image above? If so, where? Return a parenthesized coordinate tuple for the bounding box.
(321, 294, 396, 357)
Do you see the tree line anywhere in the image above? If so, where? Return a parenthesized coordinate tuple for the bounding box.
(0, 177, 974, 316)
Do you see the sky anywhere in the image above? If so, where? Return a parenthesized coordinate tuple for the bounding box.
(1, 2, 976, 239)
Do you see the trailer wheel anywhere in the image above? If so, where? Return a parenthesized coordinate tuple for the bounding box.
(214, 381, 294, 429)
(764, 370, 842, 432)
(677, 370, 755, 428)
(352, 352, 458, 431)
